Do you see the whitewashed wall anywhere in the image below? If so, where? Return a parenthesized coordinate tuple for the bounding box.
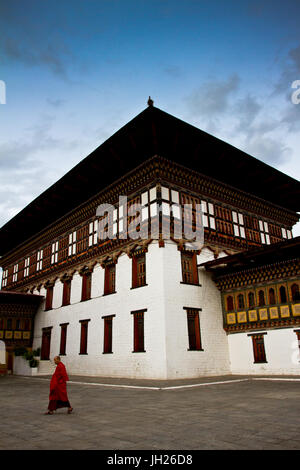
(33, 242, 169, 379)
(32, 242, 231, 379)
(228, 328, 300, 375)
(163, 244, 231, 378)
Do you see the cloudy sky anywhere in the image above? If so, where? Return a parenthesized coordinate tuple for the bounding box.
(0, 0, 300, 249)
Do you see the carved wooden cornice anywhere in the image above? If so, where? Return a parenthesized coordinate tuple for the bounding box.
(215, 258, 300, 291)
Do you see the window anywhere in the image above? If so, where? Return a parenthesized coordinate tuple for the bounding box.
(249, 333, 267, 363)
(81, 271, 92, 301)
(2, 269, 8, 288)
(259, 220, 270, 244)
(41, 327, 52, 360)
(68, 231, 77, 256)
(258, 290, 265, 306)
(79, 320, 90, 354)
(132, 310, 146, 353)
(37, 250, 43, 271)
(24, 257, 30, 278)
(132, 254, 146, 288)
(269, 288, 276, 305)
(45, 286, 53, 310)
(51, 242, 59, 264)
(181, 252, 199, 285)
(185, 308, 202, 351)
(201, 200, 215, 230)
(291, 283, 300, 302)
(62, 279, 71, 306)
(12, 264, 18, 283)
(226, 295, 234, 311)
(237, 294, 245, 309)
(103, 315, 115, 354)
(279, 286, 287, 303)
(59, 323, 69, 356)
(141, 186, 158, 222)
(104, 264, 116, 295)
(282, 228, 292, 239)
(232, 211, 246, 238)
(248, 292, 255, 308)
(89, 220, 98, 247)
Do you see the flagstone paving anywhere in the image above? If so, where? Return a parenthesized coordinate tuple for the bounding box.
(0, 374, 300, 451)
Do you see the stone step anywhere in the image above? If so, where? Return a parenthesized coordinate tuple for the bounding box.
(37, 359, 55, 375)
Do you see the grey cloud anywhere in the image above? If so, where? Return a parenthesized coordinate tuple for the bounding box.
(185, 74, 240, 118)
(1, 37, 69, 77)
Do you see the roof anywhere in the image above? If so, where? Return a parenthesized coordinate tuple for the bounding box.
(200, 236, 300, 277)
(0, 105, 299, 256)
(0, 290, 44, 305)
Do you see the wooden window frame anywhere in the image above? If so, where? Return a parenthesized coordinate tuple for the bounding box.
(36, 250, 43, 271)
(41, 327, 52, 360)
(181, 251, 199, 286)
(81, 271, 92, 301)
(102, 315, 115, 354)
(59, 323, 69, 356)
(79, 320, 90, 355)
(184, 307, 203, 351)
(131, 309, 147, 353)
(51, 241, 59, 265)
(132, 253, 147, 289)
(104, 263, 116, 296)
(248, 333, 267, 364)
(62, 279, 71, 306)
(45, 285, 54, 311)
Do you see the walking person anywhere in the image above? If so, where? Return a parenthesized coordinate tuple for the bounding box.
(45, 356, 73, 415)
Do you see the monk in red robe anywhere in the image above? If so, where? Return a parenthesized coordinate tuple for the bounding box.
(45, 356, 73, 415)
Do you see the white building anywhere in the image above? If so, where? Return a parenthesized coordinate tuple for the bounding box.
(0, 103, 299, 378)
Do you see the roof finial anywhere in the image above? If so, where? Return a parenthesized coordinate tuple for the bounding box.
(147, 96, 154, 107)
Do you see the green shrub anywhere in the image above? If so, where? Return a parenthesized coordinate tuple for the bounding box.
(29, 358, 38, 368)
(14, 347, 27, 356)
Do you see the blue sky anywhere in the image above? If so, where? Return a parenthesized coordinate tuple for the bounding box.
(0, 0, 300, 245)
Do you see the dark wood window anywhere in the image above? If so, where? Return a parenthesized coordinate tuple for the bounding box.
(41, 327, 52, 360)
(185, 308, 202, 351)
(226, 295, 234, 311)
(132, 254, 146, 288)
(59, 323, 68, 356)
(62, 280, 71, 306)
(291, 283, 300, 302)
(269, 288, 276, 305)
(248, 292, 255, 308)
(249, 333, 267, 363)
(81, 272, 92, 301)
(237, 294, 245, 309)
(181, 252, 199, 285)
(132, 310, 146, 353)
(103, 315, 115, 354)
(45, 286, 53, 311)
(279, 286, 287, 303)
(79, 320, 90, 354)
(104, 264, 116, 295)
(258, 290, 265, 306)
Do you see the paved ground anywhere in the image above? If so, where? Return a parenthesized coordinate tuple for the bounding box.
(1, 374, 300, 452)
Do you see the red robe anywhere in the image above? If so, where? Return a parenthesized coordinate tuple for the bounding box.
(48, 362, 71, 410)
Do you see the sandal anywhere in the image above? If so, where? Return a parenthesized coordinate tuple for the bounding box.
(67, 407, 73, 414)
(44, 411, 54, 415)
